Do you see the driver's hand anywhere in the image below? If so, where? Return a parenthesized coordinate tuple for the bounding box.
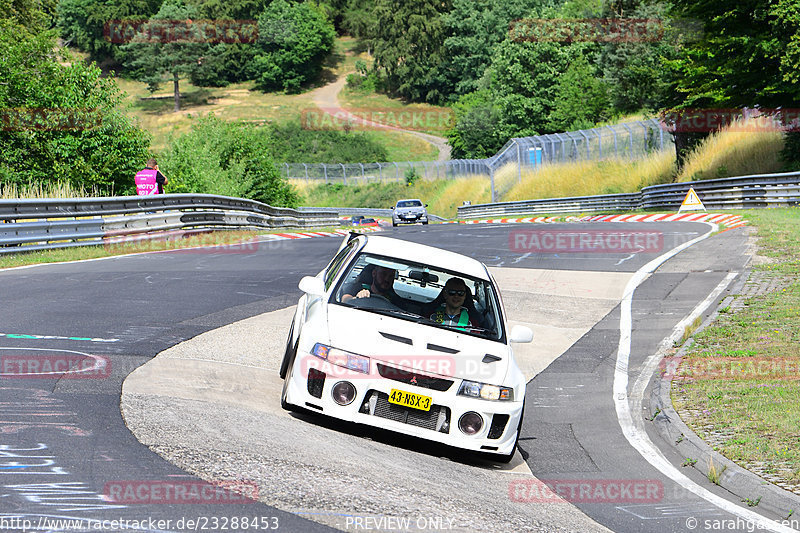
(356, 288, 371, 298)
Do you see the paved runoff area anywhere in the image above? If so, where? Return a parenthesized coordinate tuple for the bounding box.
(122, 267, 629, 533)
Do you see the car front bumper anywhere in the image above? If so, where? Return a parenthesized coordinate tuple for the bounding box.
(284, 353, 523, 456)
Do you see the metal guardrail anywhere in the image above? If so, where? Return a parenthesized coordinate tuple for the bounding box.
(295, 206, 447, 222)
(0, 194, 340, 254)
(457, 171, 800, 218)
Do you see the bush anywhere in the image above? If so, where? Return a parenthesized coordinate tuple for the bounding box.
(159, 114, 298, 206)
(405, 167, 420, 186)
(781, 131, 800, 171)
(268, 122, 389, 163)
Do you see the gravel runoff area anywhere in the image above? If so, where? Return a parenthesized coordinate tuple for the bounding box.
(121, 267, 632, 533)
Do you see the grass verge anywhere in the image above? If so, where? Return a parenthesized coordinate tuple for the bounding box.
(0, 228, 347, 270)
(671, 207, 800, 489)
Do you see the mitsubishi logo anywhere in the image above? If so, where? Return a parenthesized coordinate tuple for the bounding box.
(410, 375, 418, 386)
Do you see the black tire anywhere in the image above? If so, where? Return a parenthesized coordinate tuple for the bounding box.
(279, 321, 297, 379)
(280, 344, 299, 411)
(392, 222, 397, 227)
(422, 220, 428, 225)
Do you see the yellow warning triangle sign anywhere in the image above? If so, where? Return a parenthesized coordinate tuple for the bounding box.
(678, 187, 706, 212)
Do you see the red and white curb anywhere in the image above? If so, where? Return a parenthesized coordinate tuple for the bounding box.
(261, 226, 382, 242)
(454, 212, 746, 229)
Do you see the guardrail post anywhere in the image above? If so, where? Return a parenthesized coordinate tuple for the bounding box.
(303, 163, 308, 181)
(324, 164, 328, 183)
(284, 163, 289, 178)
(360, 163, 364, 182)
(378, 163, 383, 182)
(341, 163, 347, 185)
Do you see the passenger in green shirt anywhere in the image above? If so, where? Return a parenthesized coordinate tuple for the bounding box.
(430, 277, 472, 328)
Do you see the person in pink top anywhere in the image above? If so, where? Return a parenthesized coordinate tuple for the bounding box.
(134, 158, 168, 195)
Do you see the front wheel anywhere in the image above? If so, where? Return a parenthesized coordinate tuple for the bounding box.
(422, 220, 428, 225)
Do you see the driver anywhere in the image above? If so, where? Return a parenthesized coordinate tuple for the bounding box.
(341, 265, 402, 304)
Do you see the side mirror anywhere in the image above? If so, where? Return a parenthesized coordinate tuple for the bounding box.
(298, 276, 326, 297)
(424, 204, 428, 207)
(509, 325, 533, 343)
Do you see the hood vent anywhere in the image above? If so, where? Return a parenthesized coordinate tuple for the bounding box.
(482, 354, 502, 363)
(426, 343, 459, 354)
(379, 332, 413, 345)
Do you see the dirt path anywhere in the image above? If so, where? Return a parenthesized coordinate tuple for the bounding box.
(310, 74, 452, 162)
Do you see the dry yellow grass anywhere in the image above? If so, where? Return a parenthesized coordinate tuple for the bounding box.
(1, 181, 100, 199)
(677, 119, 786, 182)
(423, 176, 491, 216)
(501, 150, 675, 202)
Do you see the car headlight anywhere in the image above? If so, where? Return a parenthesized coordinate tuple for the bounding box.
(311, 343, 370, 374)
(457, 380, 513, 401)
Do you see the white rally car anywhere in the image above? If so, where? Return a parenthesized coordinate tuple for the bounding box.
(279, 233, 532, 462)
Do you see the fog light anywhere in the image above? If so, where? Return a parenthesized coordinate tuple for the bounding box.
(332, 381, 356, 406)
(458, 412, 483, 435)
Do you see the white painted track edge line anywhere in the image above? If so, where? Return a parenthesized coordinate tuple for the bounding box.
(613, 223, 795, 532)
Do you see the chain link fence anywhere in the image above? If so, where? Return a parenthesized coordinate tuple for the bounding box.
(284, 119, 672, 201)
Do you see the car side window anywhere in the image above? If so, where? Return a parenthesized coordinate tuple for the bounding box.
(324, 241, 358, 290)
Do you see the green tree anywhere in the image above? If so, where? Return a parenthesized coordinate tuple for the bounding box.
(368, 0, 452, 104)
(489, 37, 589, 137)
(57, 0, 162, 63)
(3, 0, 57, 33)
(446, 90, 506, 159)
(253, 0, 336, 93)
(0, 22, 151, 194)
(548, 53, 611, 131)
(667, 0, 800, 108)
(118, 0, 209, 111)
(184, 0, 266, 87)
(439, 0, 552, 100)
(596, 1, 678, 113)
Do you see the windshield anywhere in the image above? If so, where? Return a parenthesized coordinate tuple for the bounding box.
(332, 252, 505, 342)
(397, 200, 422, 208)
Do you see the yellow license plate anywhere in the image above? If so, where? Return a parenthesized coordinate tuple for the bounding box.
(388, 389, 432, 411)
